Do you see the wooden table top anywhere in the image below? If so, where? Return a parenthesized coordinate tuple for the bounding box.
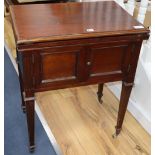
(10, 1, 149, 44)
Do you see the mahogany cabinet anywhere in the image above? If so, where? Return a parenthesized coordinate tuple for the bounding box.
(10, 1, 149, 152)
(18, 38, 136, 91)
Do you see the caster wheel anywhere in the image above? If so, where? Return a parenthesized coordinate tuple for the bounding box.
(112, 133, 118, 139)
(97, 92, 103, 104)
(22, 106, 26, 113)
(98, 98, 103, 104)
(29, 145, 35, 153)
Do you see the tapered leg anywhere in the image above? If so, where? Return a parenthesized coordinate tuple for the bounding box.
(114, 81, 133, 137)
(19, 75, 26, 113)
(97, 83, 104, 104)
(17, 59, 26, 113)
(25, 99, 35, 152)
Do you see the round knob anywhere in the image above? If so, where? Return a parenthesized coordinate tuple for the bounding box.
(87, 61, 91, 66)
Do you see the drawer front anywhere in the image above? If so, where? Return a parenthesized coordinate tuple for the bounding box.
(35, 46, 86, 88)
(88, 42, 132, 79)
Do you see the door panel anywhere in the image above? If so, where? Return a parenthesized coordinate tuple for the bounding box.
(41, 52, 77, 82)
(89, 42, 131, 78)
(35, 46, 84, 88)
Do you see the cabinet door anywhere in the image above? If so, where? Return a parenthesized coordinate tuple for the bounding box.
(88, 41, 132, 82)
(35, 46, 85, 89)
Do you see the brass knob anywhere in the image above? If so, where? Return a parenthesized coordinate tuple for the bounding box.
(87, 61, 91, 66)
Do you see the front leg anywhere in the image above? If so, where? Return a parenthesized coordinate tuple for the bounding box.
(17, 57, 26, 113)
(19, 73, 26, 113)
(97, 83, 104, 104)
(114, 81, 133, 137)
(25, 97, 35, 152)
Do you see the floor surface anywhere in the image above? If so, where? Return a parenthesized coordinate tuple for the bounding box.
(4, 49, 57, 155)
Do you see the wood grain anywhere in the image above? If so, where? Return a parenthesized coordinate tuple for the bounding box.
(36, 85, 150, 155)
(5, 8, 150, 155)
(9, 1, 149, 44)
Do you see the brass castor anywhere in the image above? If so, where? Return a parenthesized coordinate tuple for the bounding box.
(97, 92, 103, 104)
(29, 145, 35, 153)
(112, 127, 121, 139)
(112, 132, 119, 139)
(22, 105, 26, 113)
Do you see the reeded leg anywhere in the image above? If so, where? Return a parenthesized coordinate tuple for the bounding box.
(97, 83, 104, 104)
(25, 99, 35, 152)
(113, 81, 133, 137)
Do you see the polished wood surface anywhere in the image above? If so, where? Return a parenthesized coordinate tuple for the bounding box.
(33, 39, 133, 92)
(42, 52, 77, 81)
(36, 85, 150, 155)
(9, 1, 150, 151)
(5, 0, 68, 15)
(5, 17, 150, 155)
(10, 1, 149, 44)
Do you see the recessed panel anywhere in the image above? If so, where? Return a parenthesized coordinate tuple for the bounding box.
(91, 45, 127, 75)
(41, 52, 77, 82)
